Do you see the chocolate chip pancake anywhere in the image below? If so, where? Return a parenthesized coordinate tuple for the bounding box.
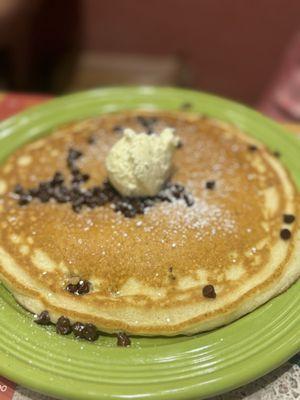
(0, 111, 299, 336)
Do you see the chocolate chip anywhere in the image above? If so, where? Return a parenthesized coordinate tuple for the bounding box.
(283, 214, 295, 224)
(18, 194, 31, 205)
(72, 322, 99, 341)
(68, 148, 82, 161)
(206, 180, 215, 190)
(117, 332, 131, 347)
(122, 207, 137, 218)
(82, 173, 90, 182)
(72, 322, 86, 338)
(114, 200, 136, 218)
(83, 192, 95, 208)
(67, 149, 82, 170)
(136, 116, 157, 129)
(29, 188, 40, 197)
(72, 204, 82, 213)
(176, 139, 183, 148)
(73, 197, 85, 208)
(183, 193, 194, 207)
(76, 280, 91, 295)
(136, 115, 157, 135)
(40, 181, 51, 190)
(91, 186, 103, 197)
(70, 191, 85, 207)
(87, 135, 96, 144)
(273, 151, 281, 158)
(70, 186, 83, 198)
(156, 183, 194, 208)
(180, 102, 192, 110)
(83, 323, 99, 342)
(170, 183, 185, 198)
(248, 144, 258, 152)
(280, 228, 292, 240)
(38, 188, 51, 203)
(70, 166, 80, 176)
(85, 188, 108, 208)
(72, 172, 90, 184)
(102, 180, 118, 201)
(113, 125, 123, 133)
(66, 279, 90, 295)
(66, 283, 78, 294)
(51, 172, 64, 186)
(56, 316, 72, 335)
(168, 267, 176, 280)
(35, 310, 51, 325)
(14, 184, 24, 195)
(53, 185, 70, 203)
(202, 284, 216, 299)
(92, 191, 109, 207)
(130, 199, 145, 214)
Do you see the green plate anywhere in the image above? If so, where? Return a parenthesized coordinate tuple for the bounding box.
(0, 87, 299, 400)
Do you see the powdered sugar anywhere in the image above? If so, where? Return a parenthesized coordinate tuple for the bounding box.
(147, 198, 236, 241)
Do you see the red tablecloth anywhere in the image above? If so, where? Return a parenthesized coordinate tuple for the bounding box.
(0, 92, 51, 121)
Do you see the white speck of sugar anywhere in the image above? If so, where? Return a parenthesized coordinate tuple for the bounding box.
(247, 174, 256, 181)
(251, 247, 257, 254)
(136, 220, 143, 227)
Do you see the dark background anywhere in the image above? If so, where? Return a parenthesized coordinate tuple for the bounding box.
(1, 0, 300, 105)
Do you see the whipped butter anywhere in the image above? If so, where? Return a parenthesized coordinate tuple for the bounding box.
(105, 127, 180, 197)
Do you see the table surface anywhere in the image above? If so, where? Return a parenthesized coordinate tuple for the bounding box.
(0, 92, 299, 400)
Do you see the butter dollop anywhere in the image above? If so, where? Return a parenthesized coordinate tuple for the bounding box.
(105, 127, 180, 197)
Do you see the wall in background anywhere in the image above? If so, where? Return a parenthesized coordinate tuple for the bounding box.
(2, 0, 300, 104)
(77, 0, 300, 104)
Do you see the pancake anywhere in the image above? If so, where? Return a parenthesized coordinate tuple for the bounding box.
(0, 110, 299, 336)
